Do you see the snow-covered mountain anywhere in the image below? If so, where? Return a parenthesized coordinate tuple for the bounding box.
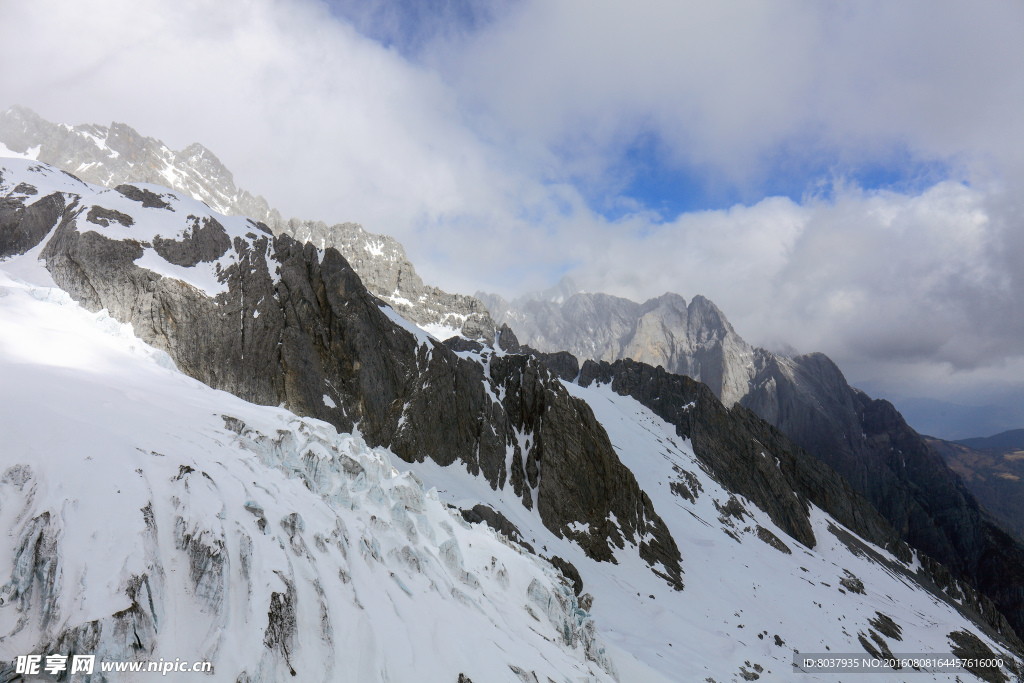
(3, 155, 1022, 681)
(0, 107, 495, 342)
(481, 278, 1024, 644)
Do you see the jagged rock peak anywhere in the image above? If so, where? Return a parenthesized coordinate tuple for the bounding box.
(0, 106, 281, 225)
(0, 106, 496, 342)
(271, 217, 496, 341)
(686, 294, 736, 337)
(480, 284, 755, 406)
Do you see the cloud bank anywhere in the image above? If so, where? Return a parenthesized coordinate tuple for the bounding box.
(2, 0, 1022, 424)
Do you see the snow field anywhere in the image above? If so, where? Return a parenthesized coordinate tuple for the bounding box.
(0, 271, 614, 682)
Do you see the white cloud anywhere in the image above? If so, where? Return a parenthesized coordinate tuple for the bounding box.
(567, 179, 1023, 405)
(2, 0, 1023, 409)
(1, 0, 513, 239)
(442, 0, 1024, 186)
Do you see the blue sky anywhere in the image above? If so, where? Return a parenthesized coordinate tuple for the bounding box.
(324, 0, 505, 56)
(592, 134, 959, 221)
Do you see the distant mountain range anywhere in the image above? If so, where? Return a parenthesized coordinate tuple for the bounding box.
(927, 429, 1024, 540)
(959, 429, 1024, 452)
(878, 395, 1024, 442)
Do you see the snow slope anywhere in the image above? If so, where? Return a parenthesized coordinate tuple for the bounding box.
(0, 270, 613, 682)
(0, 157, 280, 298)
(401, 365, 1024, 682)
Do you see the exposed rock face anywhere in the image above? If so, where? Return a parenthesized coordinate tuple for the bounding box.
(0, 187, 66, 259)
(0, 107, 496, 341)
(479, 282, 755, 405)
(0, 160, 681, 591)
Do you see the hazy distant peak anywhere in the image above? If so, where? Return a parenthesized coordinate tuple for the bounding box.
(517, 274, 584, 305)
(0, 105, 45, 153)
(177, 141, 236, 184)
(686, 294, 736, 336)
(957, 428, 1024, 450)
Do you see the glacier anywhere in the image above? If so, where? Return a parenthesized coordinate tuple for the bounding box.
(0, 271, 613, 682)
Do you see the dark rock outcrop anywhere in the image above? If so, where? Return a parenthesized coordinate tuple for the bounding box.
(152, 215, 233, 267)
(532, 351, 580, 382)
(0, 190, 66, 259)
(115, 184, 173, 210)
(460, 504, 534, 553)
(548, 556, 583, 596)
(86, 205, 134, 228)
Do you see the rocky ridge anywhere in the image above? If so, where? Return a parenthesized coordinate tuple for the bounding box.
(479, 280, 756, 406)
(273, 217, 496, 342)
(0, 106, 495, 341)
